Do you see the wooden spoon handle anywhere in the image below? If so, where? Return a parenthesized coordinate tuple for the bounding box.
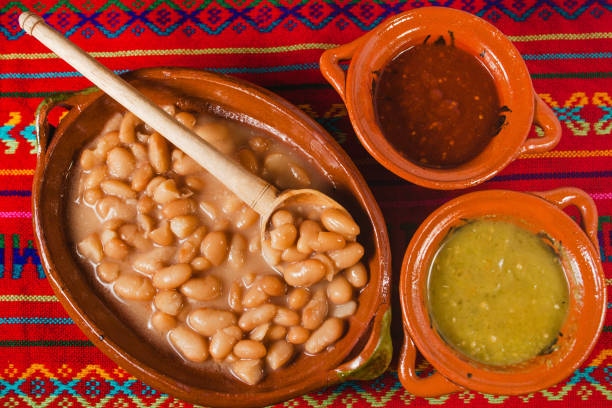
(19, 11, 278, 216)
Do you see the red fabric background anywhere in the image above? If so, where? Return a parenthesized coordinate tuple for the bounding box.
(0, 0, 610, 406)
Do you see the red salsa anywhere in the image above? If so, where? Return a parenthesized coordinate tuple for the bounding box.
(374, 42, 502, 168)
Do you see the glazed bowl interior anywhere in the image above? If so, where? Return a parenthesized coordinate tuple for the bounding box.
(401, 190, 605, 395)
(347, 7, 534, 189)
(33, 68, 390, 407)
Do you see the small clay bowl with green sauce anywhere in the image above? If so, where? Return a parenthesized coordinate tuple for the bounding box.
(398, 188, 606, 396)
(320, 7, 561, 190)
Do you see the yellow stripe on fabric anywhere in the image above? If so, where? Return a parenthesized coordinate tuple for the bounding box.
(0, 295, 58, 302)
(2, 33, 610, 60)
(0, 43, 339, 60)
(520, 149, 612, 159)
(508, 32, 612, 41)
(0, 169, 35, 176)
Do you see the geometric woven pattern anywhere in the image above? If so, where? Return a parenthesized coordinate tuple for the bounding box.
(0, 0, 611, 406)
(0, 0, 610, 40)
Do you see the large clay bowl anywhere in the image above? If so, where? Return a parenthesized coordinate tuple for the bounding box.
(398, 188, 606, 396)
(320, 7, 561, 189)
(32, 67, 392, 407)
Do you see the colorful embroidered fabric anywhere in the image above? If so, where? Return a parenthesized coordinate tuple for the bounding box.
(0, 0, 611, 406)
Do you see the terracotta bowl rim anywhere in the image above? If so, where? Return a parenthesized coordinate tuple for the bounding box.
(32, 67, 392, 407)
(399, 189, 606, 395)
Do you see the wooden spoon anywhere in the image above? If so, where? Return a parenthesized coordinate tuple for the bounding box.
(19, 11, 347, 267)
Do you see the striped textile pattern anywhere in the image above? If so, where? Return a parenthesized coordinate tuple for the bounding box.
(0, 0, 611, 406)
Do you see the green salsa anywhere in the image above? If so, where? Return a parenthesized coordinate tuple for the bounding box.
(428, 219, 569, 366)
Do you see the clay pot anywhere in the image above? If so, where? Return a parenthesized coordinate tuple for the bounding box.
(32, 68, 392, 407)
(320, 7, 561, 189)
(399, 188, 606, 396)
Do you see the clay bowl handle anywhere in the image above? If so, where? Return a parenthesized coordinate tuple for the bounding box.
(319, 36, 367, 103)
(398, 326, 463, 397)
(532, 187, 600, 252)
(20, 12, 278, 216)
(520, 95, 562, 155)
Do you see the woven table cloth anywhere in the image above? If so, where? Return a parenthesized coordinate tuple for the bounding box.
(0, 0, 611, 406)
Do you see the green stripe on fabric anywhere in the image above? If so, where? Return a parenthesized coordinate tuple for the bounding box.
(508, 32, 612, 41)
(0, 43, 339, 60)
(0, 295, 58, 302)
(0, 340, 93, 347)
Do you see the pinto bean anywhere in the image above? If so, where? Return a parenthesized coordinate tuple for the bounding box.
(162, 198, 196, 219)
(100, 179, 136, 200)
(201, 231, 229, 266)
(238, 304, 276, 332)
(131, 164, 154, 192)
(154, 290, 183, 316)
(180, 276, 222, 301)
(149, 221, 173, 246)
(301, 290, 328, 330)
(268, 325, 287, 341)
(332, 301, 357, 318)
(114, 274, 155, 300)
(281, 246, 308, 262)
(271, 210, 294, 228)
(175, 111, 196, 128)
(194, 122, 235, 155)
(151, 311, 176, 332)
(170, 326, 208, 362)
(258, 275, 285, 296)
(170, 215, 199, 239)
(227, 234, 247, 269)
(287, 288, 310, 311)
(262, 239, 281, 266)
(238, 149, 259, 174)
(153, 264, 192, 289)
(270, 224, 298, 250)
(148, 132, 170, 173)
(84, 165, 107, 190)
(274, 307, 300, 327)
(327, 275, 353, 304)
(321, 208, 360, 239)
(172, 149, 201, 175)
(266, 340, 293, 370)
(311, 231, 346, 252)
(189, 308, 237, 336)
(83, 188, 103, 206)
(152, 179, 180, 204)
(107, 147, 135, 179)
(96, 261, 120, 282)
(304, 318, 344, 354)
(328, 243, 364, 269)
(234, 206, 258, 230)
(95, 131, 119, 158)
(231, 359, 263, 385)
(296, 220, 322, 254)
(119, 111, 139, 143)
(191, 256, 212, 271)
(233, 340, 267, 359)
(132, 247, 174, 275)
(78, 234, 103, 263)
(210, 326, 242, 360)
(104, 237, 130, 260)
(287, 326, 310, 345)
(242, 286, 269, 309)
(80, 149, 100, 170)
(283, 259, 326, 287)
(228, 281, 243, 312)
(344, 262, 368, 288)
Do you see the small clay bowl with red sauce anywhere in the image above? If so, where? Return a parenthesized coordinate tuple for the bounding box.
(320, 7, 561, 190)
(398, 188, 606, 396)
(32, 67, 392, 407)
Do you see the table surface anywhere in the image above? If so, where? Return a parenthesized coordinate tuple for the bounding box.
(0, 0, 611, 406)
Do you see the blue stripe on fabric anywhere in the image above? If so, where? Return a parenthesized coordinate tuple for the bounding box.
(0, 317, 74, 325)
(0, 190, 31, 197)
